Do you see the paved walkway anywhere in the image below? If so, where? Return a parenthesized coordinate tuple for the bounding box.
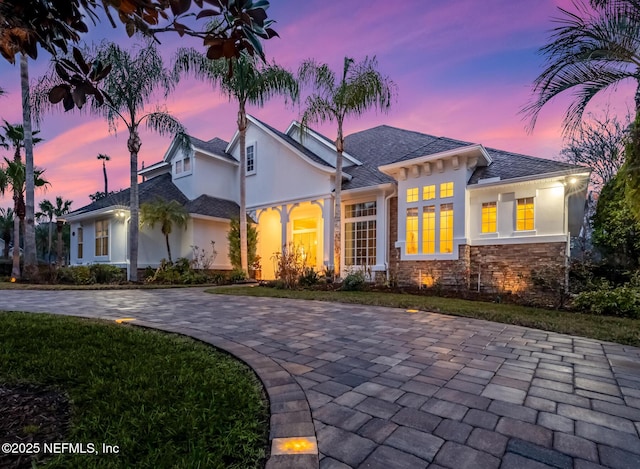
(3, 289, 640, 468)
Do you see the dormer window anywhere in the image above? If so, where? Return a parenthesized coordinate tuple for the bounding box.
(246, 144, 256, 175)
(174, 155, 192, 176)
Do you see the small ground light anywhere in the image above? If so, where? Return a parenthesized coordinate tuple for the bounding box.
(271, 437, 318, 455)
(406, 309, 419, 313)
(115, 318, 136, 324)
(10, 277, 16, 283)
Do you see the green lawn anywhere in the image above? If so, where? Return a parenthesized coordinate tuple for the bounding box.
(208, 286, 640, 347)
(0, 312, 268, 469)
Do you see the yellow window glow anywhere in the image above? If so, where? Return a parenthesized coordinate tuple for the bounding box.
(422, 185, 435, 201)
(516, 197, 534, 231)
(406, 207, 418, 254)
(422, 206, 435, 254)
(406, 187, 419, 203)
(440, 182, 454, 198)
(481, 202, 497, 233)
(440, 203, 453, 253)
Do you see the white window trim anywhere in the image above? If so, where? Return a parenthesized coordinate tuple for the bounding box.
(343, 200, 377, 268)
(94, 219, 110, 259)
(173, 153, 193, 179)
(246, 142, 257, 176)
(399, 182, 459, 259)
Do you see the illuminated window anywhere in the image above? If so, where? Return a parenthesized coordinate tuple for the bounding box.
(406, 207, 418, 254)
(406, 187, 418, 203)
(175, 160, 183, 174)
(440, 182, 454, 198)
(95, 220, 109, 257)
(77, 227, 83, 259)
(422, 206, 435, 254)
(440, 203, 453, 253)
(246, 144, 256, 175)
(422, 185, 435, 201)
(516, 197, 534, 231)
(481, 202, 497, 233)
(345, 202, 376, 266)
(183, 156, 191, 172)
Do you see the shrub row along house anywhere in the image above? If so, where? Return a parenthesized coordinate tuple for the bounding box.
(65, 116, 589, 291)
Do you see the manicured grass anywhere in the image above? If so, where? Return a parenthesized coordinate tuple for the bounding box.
(208, 286, 640, 347)
(0, 312, 268, 469)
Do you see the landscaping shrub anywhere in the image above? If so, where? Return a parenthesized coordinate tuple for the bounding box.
(229, 268, 247, 283)
(57, 266, 95, 285)
(272, 244, 306, 288)
(299, 267, 319, 286)
(574, 282, 640, 318)
(341, 270, 366, 291)
(89, 264, 125, 284)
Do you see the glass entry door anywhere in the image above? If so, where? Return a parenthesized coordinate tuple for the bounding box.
(292, 218, 318, 267)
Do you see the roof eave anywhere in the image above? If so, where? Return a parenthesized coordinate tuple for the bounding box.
(65, 205, 130, 222)
(467, 169, 592, 189)
(285, 120, 362, 166)
(378, 144, 492, 177)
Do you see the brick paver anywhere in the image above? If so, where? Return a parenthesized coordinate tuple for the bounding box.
(3, 288, 640, 468)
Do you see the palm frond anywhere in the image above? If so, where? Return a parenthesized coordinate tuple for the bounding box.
(525, 0, 640, 134)
(142, 110, 191, 153)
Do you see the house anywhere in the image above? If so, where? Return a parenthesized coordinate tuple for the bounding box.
(66, 115, 590, 291)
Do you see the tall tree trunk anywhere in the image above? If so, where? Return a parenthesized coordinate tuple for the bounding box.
(21, 54, 37, 279)
(102, 160, 108, 194)
(238, 103, 248, 274)
(56, 220, 63, 265)
(165, 233, 172, 263)
(11, 211, 20, 279)
(128, 129, 141, 282)
(333, 121, 344, 278)
(47, 217, 52, 263)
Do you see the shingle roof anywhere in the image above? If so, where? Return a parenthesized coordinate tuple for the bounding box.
(341, 125, 583, 189)
(468, 147, 581, 184)
(191, 136, 235, 162)
(184, 195, 239, 219)
(70, 173, 188, 215)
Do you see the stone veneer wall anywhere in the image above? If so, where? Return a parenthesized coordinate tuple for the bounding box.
(387, 196, 567, 292)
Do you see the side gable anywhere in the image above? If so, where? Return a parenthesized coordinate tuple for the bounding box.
(285, 121, 361, 168)
(226, 115, 336, 175)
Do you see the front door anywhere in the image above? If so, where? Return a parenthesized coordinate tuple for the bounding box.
(292, 218, 318, 268)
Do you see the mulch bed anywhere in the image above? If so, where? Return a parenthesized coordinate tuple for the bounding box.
(0, 383, 71, 469)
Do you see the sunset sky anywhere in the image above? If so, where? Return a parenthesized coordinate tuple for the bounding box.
(0, 0, 633, 212)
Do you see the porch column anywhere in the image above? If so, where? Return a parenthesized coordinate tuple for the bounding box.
(322, 196, 334, 269)
(279, 204, 289, 250)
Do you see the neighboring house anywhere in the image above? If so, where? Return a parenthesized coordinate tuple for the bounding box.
(66, 115, 589, 291)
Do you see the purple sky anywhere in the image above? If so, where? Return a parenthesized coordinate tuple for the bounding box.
(0, 0, 633, 211)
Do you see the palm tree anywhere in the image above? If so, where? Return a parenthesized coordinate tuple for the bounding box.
(97, 153, 110, 194)
(525, 1, 640, 133)
(51, 196, 72, 264)
(298, 57, 396, 276)
(140, 198, 189, 263)
(0, 121, 43, 263)
(21, 53, 39, 278)
(0, 159, 49, 278)
(35, 41, 189, 281)
(37, 198, 54, 262)
(174, 49, 298, 274)
(0, 207, 13, 258)
(524, 1, 640, 219)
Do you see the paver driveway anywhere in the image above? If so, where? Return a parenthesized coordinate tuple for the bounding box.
(3, 288, 640, 469)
